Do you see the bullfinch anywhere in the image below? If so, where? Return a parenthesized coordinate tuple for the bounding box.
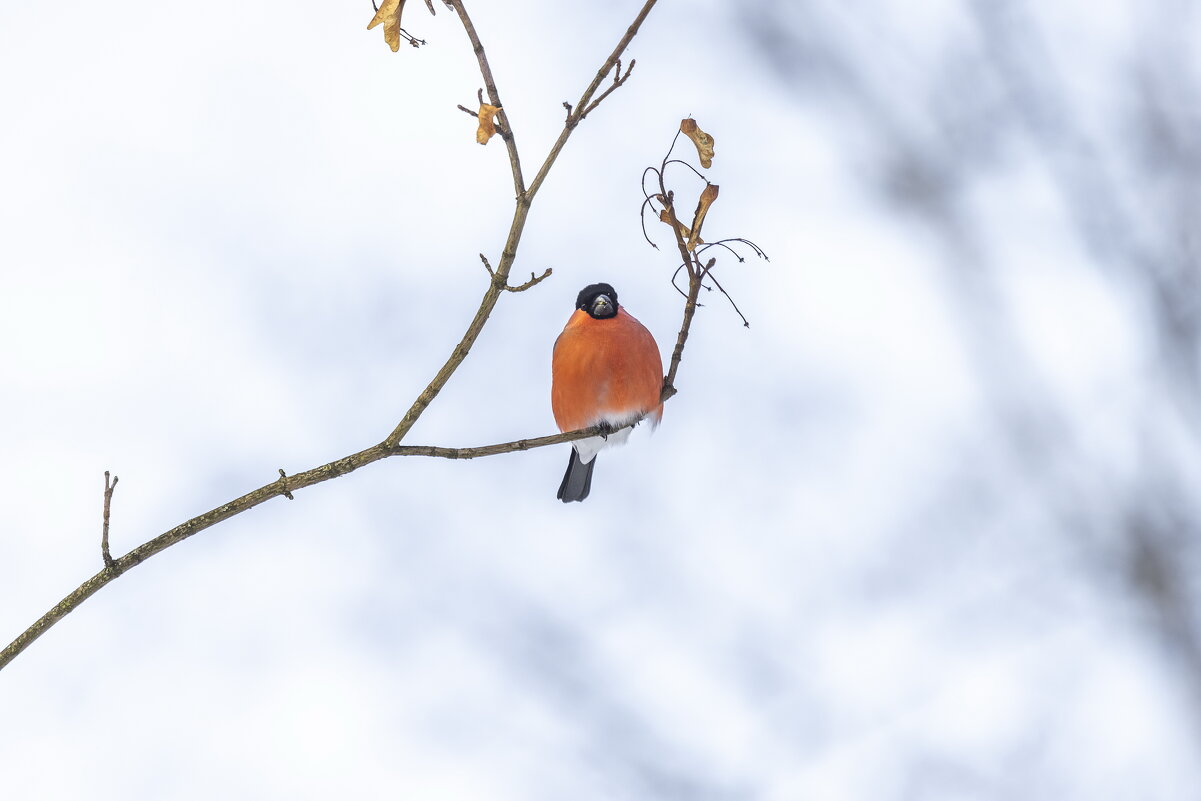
(551, 283, 664, 502)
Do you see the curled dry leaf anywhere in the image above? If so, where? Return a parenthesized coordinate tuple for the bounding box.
(659, 209, 701, 246)
(688, 183, 719, 250)
(368, 0, 407, 52)
(680, 118, 715, 168)
(477, 103, 501, 144)
(369, 0, 436, 52)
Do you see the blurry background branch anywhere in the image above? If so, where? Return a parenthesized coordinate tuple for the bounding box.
(746, 0, 1201, 771)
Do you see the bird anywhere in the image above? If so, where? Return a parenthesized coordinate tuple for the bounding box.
(551, 282, 664, 502)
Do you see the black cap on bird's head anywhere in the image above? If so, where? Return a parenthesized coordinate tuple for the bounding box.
(577, 282, 619, 320)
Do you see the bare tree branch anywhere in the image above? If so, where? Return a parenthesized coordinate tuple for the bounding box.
(0, 417, 649, 672)
(1, 0, 665, 674)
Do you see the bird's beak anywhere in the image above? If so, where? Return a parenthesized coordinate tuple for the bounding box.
(592, 295, 612, 315)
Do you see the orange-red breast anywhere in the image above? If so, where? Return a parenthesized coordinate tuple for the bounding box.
(551, 283, 664, 502)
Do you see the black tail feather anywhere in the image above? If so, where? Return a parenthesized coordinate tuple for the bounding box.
(557, 449, 596, 503)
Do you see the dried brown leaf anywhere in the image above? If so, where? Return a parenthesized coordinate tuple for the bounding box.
(680, 118, 715, 168)
(368, 0, 406, 52)
(688, 183, 719, 250)
(477, 103, 501, 144)
(659, 209, 702, 246)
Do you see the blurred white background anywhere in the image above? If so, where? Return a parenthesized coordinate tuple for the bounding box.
(3, 1, 1199, 798)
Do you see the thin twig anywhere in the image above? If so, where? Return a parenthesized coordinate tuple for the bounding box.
(525, 0, 659, 199)
(101, 472, 118, 569)
(639, 195, 661, 248)
(669, 263, 690, 299)
(578, 59, 637, 120)
(700, 237, 768, 261)
(640, 166, 662, 199)
(505, 267, 553, 292)
(700, 261, 749, 327)
(695, 240, 746, 262)
(399, 29, 427, 48)
(663, 158, 709, 182)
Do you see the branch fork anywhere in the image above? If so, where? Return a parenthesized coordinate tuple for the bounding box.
(479, 254, 552, 292)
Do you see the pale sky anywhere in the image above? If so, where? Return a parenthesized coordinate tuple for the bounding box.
(2, 1, 1195, 799)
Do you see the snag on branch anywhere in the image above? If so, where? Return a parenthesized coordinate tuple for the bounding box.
(101, 471, 118, 569)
